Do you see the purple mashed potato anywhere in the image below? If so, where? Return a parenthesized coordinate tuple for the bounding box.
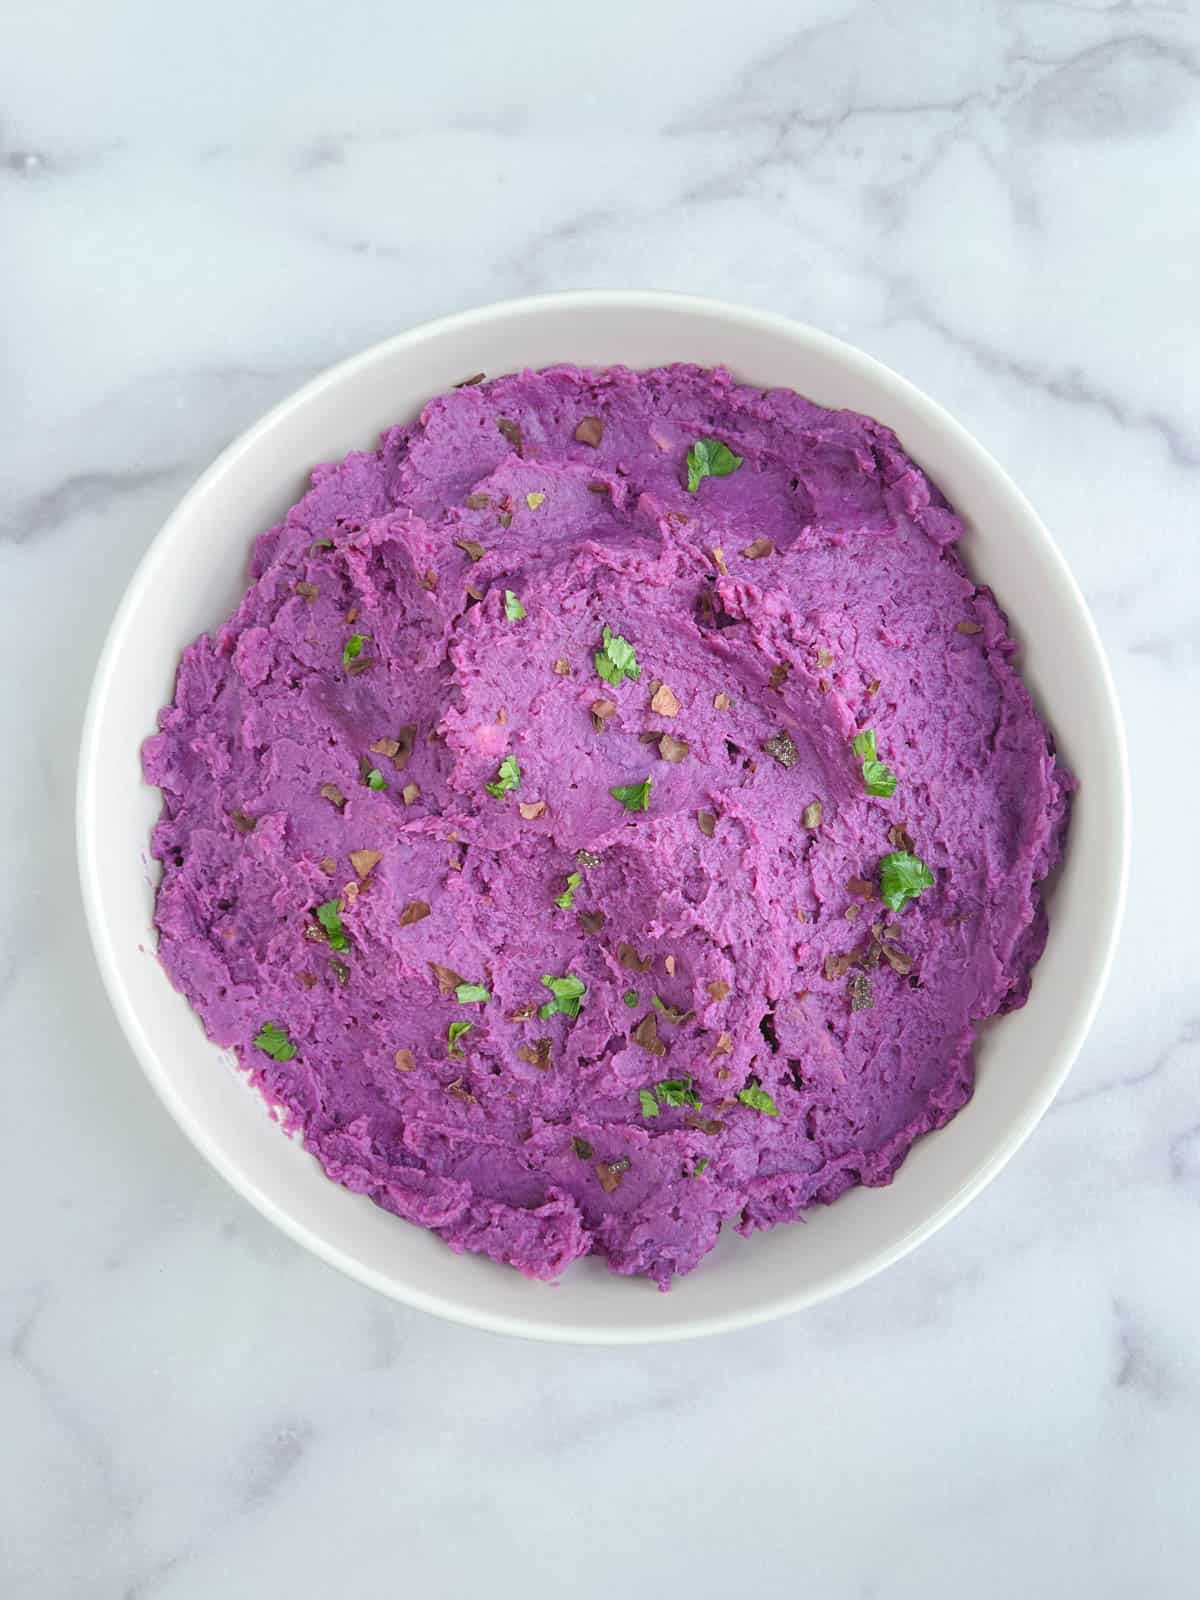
(143, 364, 1071, 1289)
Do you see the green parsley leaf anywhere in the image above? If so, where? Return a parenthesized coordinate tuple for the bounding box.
(455, 982, 491, 1004)
(315, 899, 349, 951)
(685, 437, 744, 494)
(692, 1157, 709, 1176)
(610, 775, 652, 812)
(504, 589, 527, 622)
(538, 973, 587, 1020)
(594, 624, 641, 687)
(447, 1020, 473, 1058)
(738, 1081, 780, 1117)
(852, 728, 897, 797)
(365, 767, 388, 791)
(311, 539, 334, 551)
(485, 753, 521, 799)
(343, 633, 368, 668)
(253, 1022, 298, 1062)
(878, 850, 934, 913)
(653, 1076, 702, 1110)
(639, 1088, 660, 1119)
(623, 989, 639, 1008)
(554, 871, 582, 911)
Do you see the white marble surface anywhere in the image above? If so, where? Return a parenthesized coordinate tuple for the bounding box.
(3, 0, 1197, 1593)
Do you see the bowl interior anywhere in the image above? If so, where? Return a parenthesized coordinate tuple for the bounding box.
(78, 293, 1127, 1342)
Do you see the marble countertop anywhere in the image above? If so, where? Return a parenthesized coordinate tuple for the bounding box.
(4, 1, 1197, 1594)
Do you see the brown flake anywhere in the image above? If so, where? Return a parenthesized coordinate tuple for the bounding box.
(498, 513, 512, 529)
(571, 1136, 594, 1160)
(428, 961, 466, 995)
(591, 698, 618, 733)
(578, 911, 605, 935)
(553, 657, 572, 676)
(454, 537, 486, 562)
(518, 800, 548, 820)
(465, 492, 490, 510)
(824, 952, 852, 981)
(420, 569, 438, 591)
(594, 1156, 631, 1194)
(712, 1032, 733, 1057)
(713, 692, 733, 711)
(349, 848, 382, 880)
(697, 810, 717, 838)
(956, 620, 982, 634)
(768, 662, 790, 692)
(716, 1067, 732, 1082)
(294, 580, 319, 603)
(394, 1048, 416, 1072)
(650, 683, 680, 717)
(866, 678, 880, 696)
(845, 904, 860, 922)
(319, 857, 336, 874)
(341, 880, 360, 907)
(344, 606, 359, 625)
(575, 849, 602, 868)
(369, 736, 400, 759)
(706, 979, 731, 1002)
(574, 415, 604, 447)
(402, 783, 420, 806)
(230, 809, 257, 834)
(455, 372, 485, 387)
(665, 955, 676, 977)
(710, 547, 729, 575)
(617, 943, 653, 974)
(508, 1002, 538, 1022)
(684, 1114, 725, 1136)
(297, 971, 318, 990)
(888, 822, 915, 853)
(586, 480, 611, 495)
(658, 733, 690, 764)
(764, 731, 798, 768)
(801, 800, 823, 830)
(879, 940, 914, 976)
(399, 901, 431, 927)
(815, 648, 834, 669)
(818, 677, 830, 694)
(740, 537, 774, 560)
(517, 1037, 553, 1072)
(319, 783, 346, 811)
(446, 1077, 477, 1103)
(845, 876, 875, 900)
(632, 1014, 667, 1057)
(330, 959, 350, 986)
(496, 417, 524, 453)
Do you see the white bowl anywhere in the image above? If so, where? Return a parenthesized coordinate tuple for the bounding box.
(77, 291, 1129, 1343)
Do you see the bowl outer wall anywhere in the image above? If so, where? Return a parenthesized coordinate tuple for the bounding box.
(76, 291, 1130, 1343)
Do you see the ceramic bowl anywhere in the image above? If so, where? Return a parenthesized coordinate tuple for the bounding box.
(77, 291, 1129, 1342)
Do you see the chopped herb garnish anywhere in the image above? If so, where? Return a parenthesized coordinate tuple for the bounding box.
(254, 1022, 298, 1062)
(539, 973, 587, 1020)
(343, 633, 368, 668)
(554, 871, 582, 911)
(571, 1135, 594, 1159)
(879, 850, 934, 913)
(311, 539, 333, 551)
(447, 1020, 473, 1059)
(610, 776, 652, 812)
(595, 624, 641, 687)
(686, 437, 744, 494)
(652, 1075, 702, 1109)
(525, 491, 546, 511)
(315, 899, 349, 951)
(623, 989, 639, 1008)
(485, 753, 521, 799)
(504, 590, 526, 622)
(365, 767, 387, 791)
(639, 1088, 659, 1119)
(852, 729, 897, 797)
(692, 1157, 710, 1176)
(738, 1081, 780, 1117)
(455, 982, 491, 1004)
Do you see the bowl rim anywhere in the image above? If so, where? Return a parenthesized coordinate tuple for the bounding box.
(76, 289, 1130, 1342)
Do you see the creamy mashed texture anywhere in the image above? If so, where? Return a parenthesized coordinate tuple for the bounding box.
(143, 364, 1072, 1288)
